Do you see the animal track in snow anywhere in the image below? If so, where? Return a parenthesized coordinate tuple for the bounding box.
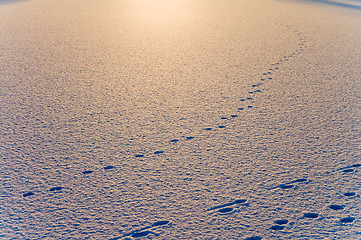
(218, 207, 234, 213)
(23, 192, 34, 197)
(207, 199, 247, 211)
(49, 187, 63, 191)
(274, 219, 288, 225)
(271, 178, 308, 190)
(303, 213, 319, 219)
(104, 165, 115, 170)
(344, 192, 356, 197)
(270, 225, 285, 230)
(340, 217, 355, 223)
(244, 236, 262, 240)
(122, 220, 171, 238)
(329, 205, 344, 210)
(12, 23, 358, 239)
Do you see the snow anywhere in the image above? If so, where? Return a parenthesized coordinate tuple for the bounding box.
(0, 0, 360, 239)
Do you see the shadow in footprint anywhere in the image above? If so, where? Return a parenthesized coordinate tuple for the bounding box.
(124, 220, 170, 238)
(132, 231, 154, 238)
(218, 207, 233, 213)
(49, 187, 63, 191)
(329, 205, 344, 210)
(151, 220, 170, 227)
(279, 184, 294, 189)
(340, 217, 355, 223)
(272, 178, 308, 190)
(274, 219, 288, 225)
(270, 225, 285, 230)
(82, 170, 94, 174)
(344, 192, 356, 197)
(154, 151, 164, 154)
(23, 192, 34, 197)
(104, 166, 115, 170)
(245, 237, 262, 240)
(208, 199, 247, 211)
(304, 213, 319, 219)
(290, 179, 307, 184)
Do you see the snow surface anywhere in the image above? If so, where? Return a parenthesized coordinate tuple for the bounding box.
(0, 0, 360, 239)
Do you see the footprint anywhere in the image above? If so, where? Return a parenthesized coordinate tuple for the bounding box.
(82, 170, 94, 174)
(248, 106, 253, 108)
(344, 192, 356, 197)
(245, 237, 262, 240)
(232, 199, 248, 204)
(241, 99, 246, 101)
(186, 136, 194, 140)
(218, 207, 233, 213)
(218, 126, 226, 129)
(279, 184, 294, 189)
(255, 90, 262, 92)
(151, 220, 170, 227)
(204, 128, 212, 131)
(220, 117, 228, 120)
(340, 217, 355, 223)
(109, 237, 121, 240)
(170, 139, 179, 142)
(304, 213, 319, 219)
(247, 97, 253, 100)
(274, 219, 288, 225)
(49, 187, 63, 191)
(104, 165, 115, 170)
(274, 178, 308, 190)
(125, 221, 168, 238)
(208, 199, 247, 211)
(238, 108, 244, 110)
(132, 231, 153, 238)
(289, 179, 307, 184)
(154, 151, 164, 154)
(135, 154, 144, 157)
(23, 192, 34, 197)
(340, 164, 361, 172)
(270, 225, 285, 230)
(231, 115, 238, 118)
(329, 205, 344, 210)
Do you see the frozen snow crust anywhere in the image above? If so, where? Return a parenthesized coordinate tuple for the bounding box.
(1, 0, 360, 239)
